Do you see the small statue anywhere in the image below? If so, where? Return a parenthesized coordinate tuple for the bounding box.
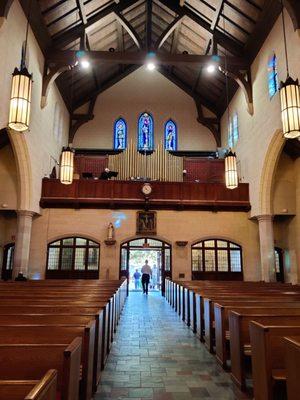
(107, 222, 115, 240)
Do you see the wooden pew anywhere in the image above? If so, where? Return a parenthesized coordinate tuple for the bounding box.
(230, 313, 300, 391)
(250, 323, 300, 400)
(214, 304, 300, 368)
(0, 324, 95, 400)
(203, 295, 300, 352)
(0, 306, 107, 389)
(0, 338, 82, 400)
(284, 336, 300, 400)
(0, 370, 57, 400)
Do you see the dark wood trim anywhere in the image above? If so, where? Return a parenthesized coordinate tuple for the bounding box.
(40, 179, 251, 212)
(46, 50, 248, 69)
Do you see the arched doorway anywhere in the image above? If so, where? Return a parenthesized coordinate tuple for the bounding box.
(1, 242, 15, 280)
(120, 237, 172, 294)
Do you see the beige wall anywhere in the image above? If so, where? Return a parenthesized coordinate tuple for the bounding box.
(73, 66, 217, 151)
(0, 0, 69, 213)
(0, 145, 18, 210)
(221, 10, 300, 217)
(29, 209, 260, 281)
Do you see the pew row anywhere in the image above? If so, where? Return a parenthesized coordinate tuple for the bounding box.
(0, 370, 57, 400)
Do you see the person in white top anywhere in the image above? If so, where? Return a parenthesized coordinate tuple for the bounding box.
(141, 260, 152, 295)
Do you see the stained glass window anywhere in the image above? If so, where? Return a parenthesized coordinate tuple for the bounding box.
(138, 112, 154, 150)
(268, 54, 279, 98)
(164, 119, 177, 150)
(114, 118, 127, 150)
(228, 112, 239, 148)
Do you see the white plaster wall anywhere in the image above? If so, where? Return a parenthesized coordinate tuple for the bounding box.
(0, 145, 18, 210)
(29, 209, 260, 281)
(221, 10, 300, 217)
(0, 0, 69, 213)
(73, 66, 217, 151)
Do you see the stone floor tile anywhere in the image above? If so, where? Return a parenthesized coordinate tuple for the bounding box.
(98, 292, 251, 400)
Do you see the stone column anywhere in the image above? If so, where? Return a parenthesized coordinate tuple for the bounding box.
(13, 210, 35, 279)
(257, 215, 276, 282)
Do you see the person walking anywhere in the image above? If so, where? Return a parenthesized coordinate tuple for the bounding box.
(141, 260, 152, 295)
(133, 269, 141, 290)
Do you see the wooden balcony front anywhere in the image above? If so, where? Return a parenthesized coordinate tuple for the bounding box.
(40, 179, 251, 211)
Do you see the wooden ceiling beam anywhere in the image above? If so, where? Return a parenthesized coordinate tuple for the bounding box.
(154, 15, 183, 50)
(146, 0, 153, 50)
(114, 10, 143, 49)
(46, 50, 248, 68)
(18, 0, 52, 55)
(53, 0, 140, 49)
(244, 0, 281, 64)
(0, 0, 13, 19)
(159, 0, 244, 56)
(283, 0, 300, 30)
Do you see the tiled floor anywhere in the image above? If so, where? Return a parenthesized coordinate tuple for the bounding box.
(96, 292, 250, 399)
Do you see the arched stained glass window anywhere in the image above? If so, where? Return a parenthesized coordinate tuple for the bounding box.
(114, 118, 127, 150)
(228, 112, 239, 148)
(164, 119, 177, 151)
(138, 112, 154, 151)
(268, 54, 279, 98)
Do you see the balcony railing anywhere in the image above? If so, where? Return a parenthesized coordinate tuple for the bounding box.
(40, 179, 250, 211)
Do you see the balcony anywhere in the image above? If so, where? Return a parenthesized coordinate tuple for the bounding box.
(40, 179, 250, 211)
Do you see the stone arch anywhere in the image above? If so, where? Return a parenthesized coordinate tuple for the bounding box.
(259, 129, 285, 215)
(7, 130, 32, 211)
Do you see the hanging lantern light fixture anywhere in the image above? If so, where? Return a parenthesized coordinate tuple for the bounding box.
(222, 11, 239, 190)
(279, 0, 300, 139)
(8, 67, 32, 132)
(8, 1, 33, 133)
(60, 147, 75, 185)
(225, 150, 238, 190)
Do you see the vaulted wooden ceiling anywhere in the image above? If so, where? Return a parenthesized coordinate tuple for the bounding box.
(6, 0, 298, 124)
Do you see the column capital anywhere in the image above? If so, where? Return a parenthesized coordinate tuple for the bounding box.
(256, 214, 274, 222)
(17, 210, 36, 218)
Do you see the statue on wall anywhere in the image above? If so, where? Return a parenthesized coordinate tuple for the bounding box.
(107, 222, 115, 240)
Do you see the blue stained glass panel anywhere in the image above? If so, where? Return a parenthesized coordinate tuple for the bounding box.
(228, 113, 239, 148)
(268, 54, 279, 98)
(164, 119, 177, 150)
(138, 112, 154, 150)
(114, 118, 127, 150)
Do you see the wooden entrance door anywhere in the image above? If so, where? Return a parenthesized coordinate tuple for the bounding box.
(120, 237, 172, 295)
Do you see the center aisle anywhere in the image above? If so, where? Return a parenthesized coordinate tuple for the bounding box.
(97, 292, 248, 400)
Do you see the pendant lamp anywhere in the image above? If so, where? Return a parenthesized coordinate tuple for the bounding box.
(60, 147, 75, 185)
(225, 150, 238, 190)
(279, 0, 300, 139)
(8, 2, 33, 132)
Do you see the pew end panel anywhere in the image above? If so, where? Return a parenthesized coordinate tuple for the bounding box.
(284, 336, 300, 400)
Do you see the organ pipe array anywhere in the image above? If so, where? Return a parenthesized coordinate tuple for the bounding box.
(108, 141, 183, 182)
